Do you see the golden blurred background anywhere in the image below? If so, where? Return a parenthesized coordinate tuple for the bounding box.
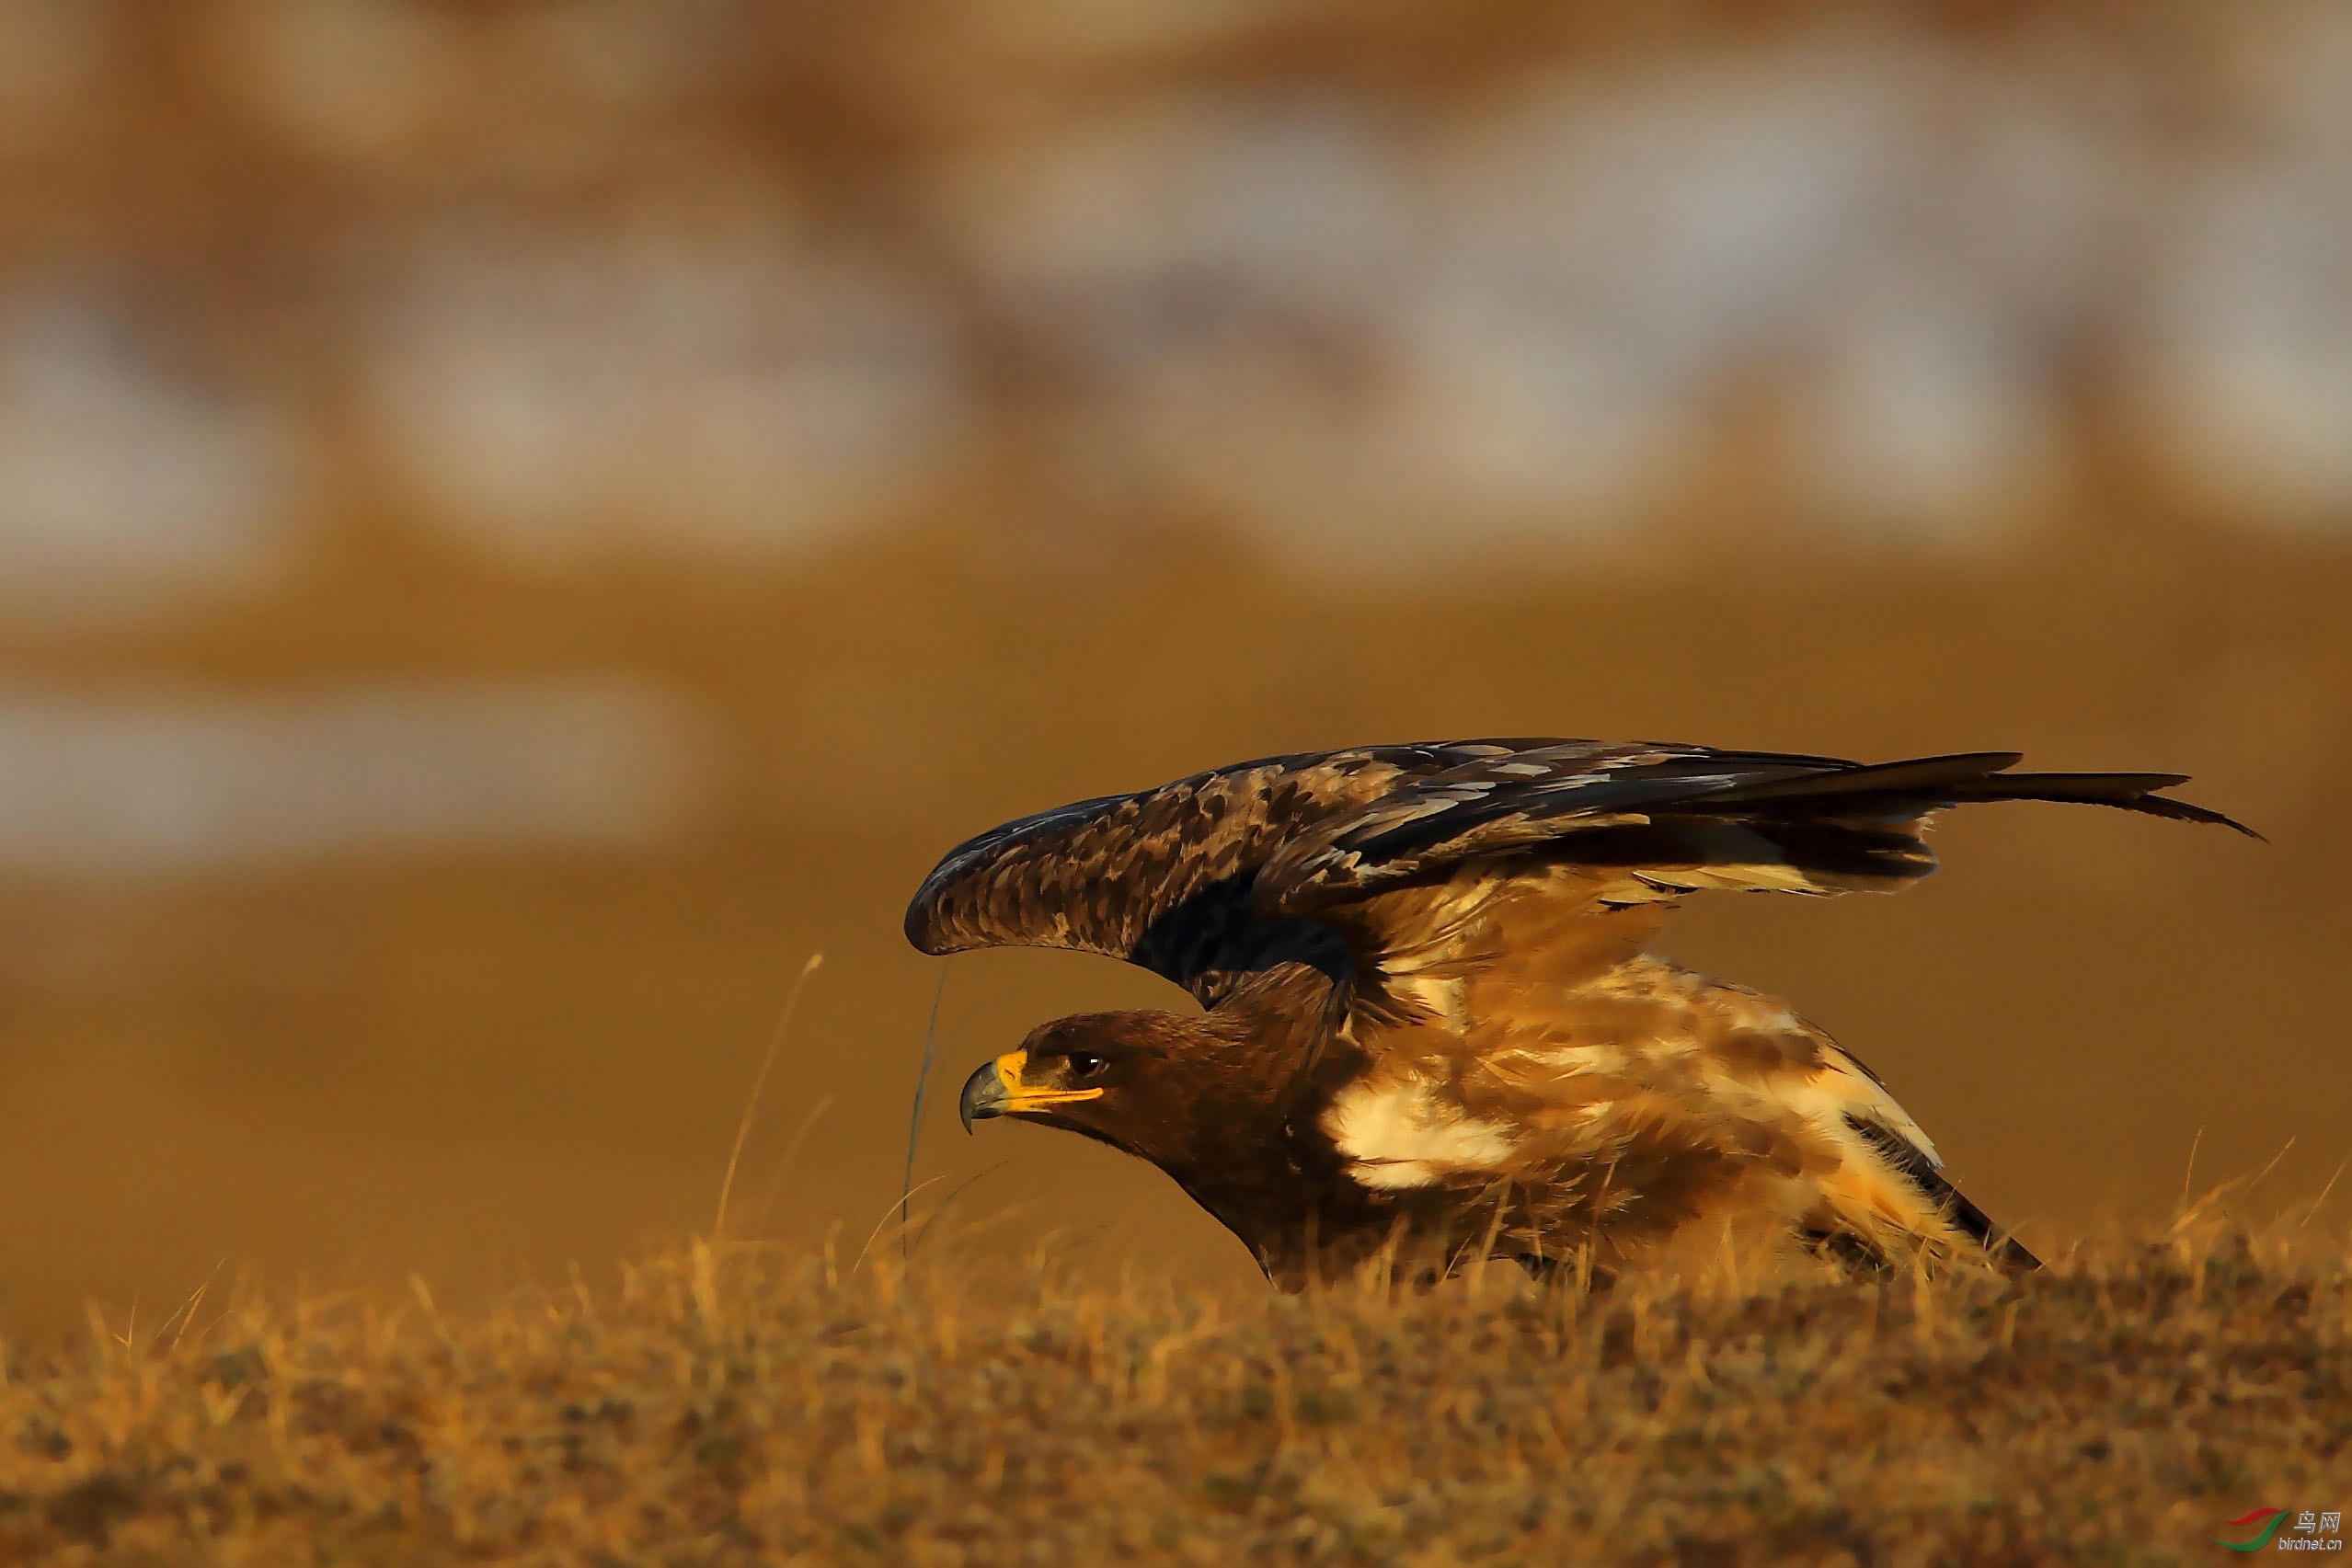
(1, 0, 2346, 1339)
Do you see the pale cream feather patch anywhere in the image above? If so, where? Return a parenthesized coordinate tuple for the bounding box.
(1323, 1072, 1522, 1190)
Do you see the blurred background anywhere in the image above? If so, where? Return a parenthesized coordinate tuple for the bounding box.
(1, 0, 2346, 1339)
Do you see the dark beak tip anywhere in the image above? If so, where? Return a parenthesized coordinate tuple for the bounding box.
(956, 1059, 998, 1136)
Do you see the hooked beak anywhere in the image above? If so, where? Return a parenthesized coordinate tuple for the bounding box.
(958, 1048, 1104, 1134)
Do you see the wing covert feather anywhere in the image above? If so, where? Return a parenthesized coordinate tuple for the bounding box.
(903, 742, 1563, 996)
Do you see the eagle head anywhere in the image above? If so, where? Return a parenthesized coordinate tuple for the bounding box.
(957, 1012, 1167, 1139)
(954, 1001, 1420, 1284)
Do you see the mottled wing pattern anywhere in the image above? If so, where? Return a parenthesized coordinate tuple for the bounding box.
(903, 741, 1562, 1003)
(906, 739, 2250, 1006)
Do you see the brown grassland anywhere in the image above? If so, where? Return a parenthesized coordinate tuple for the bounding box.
(3, 1207, 2344, 1568)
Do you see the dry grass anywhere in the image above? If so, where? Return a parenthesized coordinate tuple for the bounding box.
(1, 1221, 2343, 1568)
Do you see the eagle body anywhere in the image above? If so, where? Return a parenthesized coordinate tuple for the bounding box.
(911, 740, 2249, 1287)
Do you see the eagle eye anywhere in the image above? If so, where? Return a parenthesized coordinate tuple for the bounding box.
(1066, 1052, 1107, 1079)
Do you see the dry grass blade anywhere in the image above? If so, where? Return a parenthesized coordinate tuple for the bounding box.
(849, 1173, 957, 1282)
(745, 1093, 839, 1240)
(2297, 1162, 2346, 1234)
(158, 1257, 228, 1356)
(901, 959, 952, 1261)
(714, 952, 824, 1241)
(909, 1160, 1014, 1263)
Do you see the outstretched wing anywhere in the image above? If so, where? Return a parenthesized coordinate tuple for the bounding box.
(1256, 744, 2254, 917)
(904, 741, 1564, 1003)
(904, 738, 2252, 1006)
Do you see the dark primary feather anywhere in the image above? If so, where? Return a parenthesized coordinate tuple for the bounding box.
(1843, 1113, 2041, 1271)
(902, 739, 2252, 1000)
(1267, 749, 2258, 912)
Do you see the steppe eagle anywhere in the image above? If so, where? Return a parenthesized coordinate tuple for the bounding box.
(905, 740, 2250, 1287)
